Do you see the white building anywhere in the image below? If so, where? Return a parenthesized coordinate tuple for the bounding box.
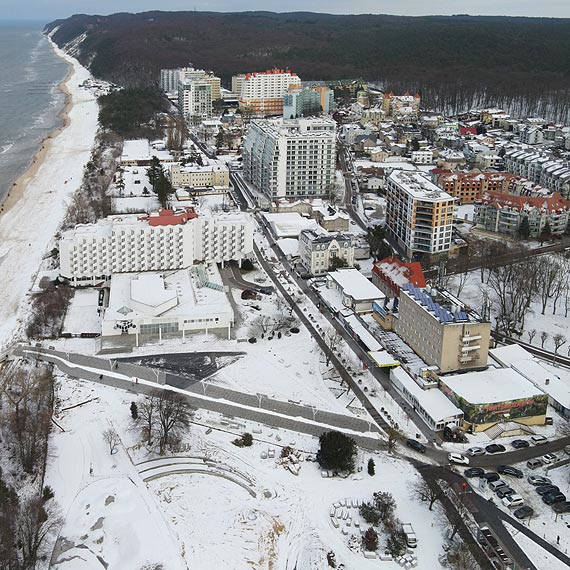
(410, 149, 433, 164)
(239, 69, 302, 116)
(102, 266, 234, 344)
(178, 79, 212, 124)
(161, 66, 221, 100)
(385, 171, 456, 258)
(298, 229, 355, 276)
(323, 268, 384, 314)
(243, 117, 336, 199)
(59, 208, 254, 286)
(170, 162, 229, 189)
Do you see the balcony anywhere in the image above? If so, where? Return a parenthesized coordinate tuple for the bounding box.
(461, 345, 480, 352)
(462, 335, 481, 342)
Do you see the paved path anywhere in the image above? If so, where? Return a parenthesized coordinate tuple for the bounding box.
(14, 345, 383, 450)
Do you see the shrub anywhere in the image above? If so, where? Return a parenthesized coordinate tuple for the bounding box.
(363, 527, 379, 551)
(232, 432, 253, 447)
(317, 431, 357, 473)
(42, 485, 54, 501)
(359, 503, 381, 526)
(367, 458, 375, 476)
(386, 528, 407, 557)
(130, 401, 139, 420)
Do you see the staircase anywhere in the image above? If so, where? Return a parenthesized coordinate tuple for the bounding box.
(484, 421, 535, 440)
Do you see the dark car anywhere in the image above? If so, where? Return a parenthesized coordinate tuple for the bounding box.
(536, 484, 560, 496)
(543, 492, 566, 505)
(496, 487, 515, 499)
(497, 465, 524, 478)
(552, 501, 570, 514)
(486, 444, 507, 454)
(406, 439, 426, 453)
(481, 472, 500, 483)
(513, 505, 534, 519)
(464, 467, 485, 478)
(511, 439, 530, 449)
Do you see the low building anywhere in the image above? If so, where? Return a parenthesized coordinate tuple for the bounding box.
(410, 149, 433, 164)
(474, 191, 570, 237)
(120, 140, 173, 167)
(433, 170, 516, 205)
(390, 367, 464, 431)
(298, 230, 355, 276)
(395, 284, 491, 374)
(323, 268, 384, 313)
(169, 163, 229, 189)
(439, 368, 548, 432)
(371, 257, 426, 297)
(102, 266, 234, 345)
(262, 212, 320, 239)
(383, 92, 421, 118)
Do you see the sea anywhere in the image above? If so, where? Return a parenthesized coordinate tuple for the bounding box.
(0, 20, 69, 204)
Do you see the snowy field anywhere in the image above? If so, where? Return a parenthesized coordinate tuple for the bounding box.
(45, 374, 448, 570)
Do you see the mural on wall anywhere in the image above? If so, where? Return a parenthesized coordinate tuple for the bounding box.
(440, 383, 548, 425)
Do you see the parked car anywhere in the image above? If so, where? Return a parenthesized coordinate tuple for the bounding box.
(530, 435, 548, 445)
(485, 443, 507, 454)
(497, 487, 515, 499)
(541, 453, 558, 464)
(467, 446, 486, 457)
(543, 492, 566, 505)
(481, 472, 500, 483)
(526, 458, 544, 469)
(406, 439, 426, 453)
(464, 467, 485, 478)
(528, 475, 552, 486)
(536, 485, 560, 496)
(497, 465, 524, 478)
(513, 505, 534, 519)
(448, 453, 470, 466)
(489, 480, 507, 492)
(552, 501, 570, 514)
(502, 494, 524, 508)
(511, 439, 530, 449)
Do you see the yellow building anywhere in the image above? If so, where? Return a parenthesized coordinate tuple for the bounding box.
(170, 163, 229, 188)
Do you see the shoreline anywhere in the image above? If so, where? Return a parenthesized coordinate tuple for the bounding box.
(0, 36, 75, 219)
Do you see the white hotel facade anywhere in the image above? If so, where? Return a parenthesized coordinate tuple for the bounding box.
(243, 117, 337, 199)
(59, 208, 254, 286)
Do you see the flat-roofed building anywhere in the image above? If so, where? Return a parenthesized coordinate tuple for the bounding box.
(385, 170, 456, 259)
(170, 163, 229, 188)
(395, 283, 491, 373)
(239, 69, 301, 116)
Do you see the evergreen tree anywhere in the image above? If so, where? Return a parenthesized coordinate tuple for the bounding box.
(517, 216, 530, 239)
(317, 431, 357, 472)
(411, 138, 420, 152)
(367, 458, 375, 476)
(215, 127, 225, 149)
(130, 401, 139, 420)
(147, 156, 163, 191)
(363, 527, 379, 551)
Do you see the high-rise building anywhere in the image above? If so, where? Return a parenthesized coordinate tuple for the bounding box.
(239, 69, 301, 116)
(386, 171, 456, 258)
(178, 80, 212, 124)
(231, 74, 246, 97)
(243, 117, 336, 199)
(283, 86, 334, 119)
(59, 208, 254, 286)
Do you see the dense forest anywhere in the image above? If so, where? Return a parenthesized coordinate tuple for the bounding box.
(46, 11, 570, 121)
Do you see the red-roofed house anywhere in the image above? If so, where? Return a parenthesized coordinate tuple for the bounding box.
(371, 256, 426, 296)
(474, 191, 570, 236)
(459, 127, 478, 138)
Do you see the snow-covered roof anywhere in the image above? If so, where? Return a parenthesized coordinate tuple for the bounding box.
(441, 367, 544, 405)
(327, 269, 384, 302)
(262, 213, 320, 238)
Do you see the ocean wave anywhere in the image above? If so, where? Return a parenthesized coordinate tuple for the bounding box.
(1, 142, 14, 155)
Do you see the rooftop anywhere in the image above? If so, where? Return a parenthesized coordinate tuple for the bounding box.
(440, 367, 543, 405)
(389, 171, 455, 202)
(327, 268, 384, 302)
(372, 256, 426, 292)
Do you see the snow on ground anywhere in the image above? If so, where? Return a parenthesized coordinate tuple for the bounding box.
(45, 374, 447, 570)
(62, 289, 101, 335)
(504, 522, 570, 570)
(0, 43, 98, 351)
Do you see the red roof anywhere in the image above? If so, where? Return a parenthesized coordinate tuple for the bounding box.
(372, 256, 426, 295)
(478, 191, 570, 214)
(139, 207, 198, 227)
(459, 127, 478, 136)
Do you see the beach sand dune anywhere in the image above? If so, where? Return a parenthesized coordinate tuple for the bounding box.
(0, 39, 99, 350)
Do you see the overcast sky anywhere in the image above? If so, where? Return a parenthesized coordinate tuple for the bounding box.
(2, 0, 569, 22)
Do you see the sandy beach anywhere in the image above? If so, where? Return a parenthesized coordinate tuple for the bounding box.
(0, 37, 99, 351)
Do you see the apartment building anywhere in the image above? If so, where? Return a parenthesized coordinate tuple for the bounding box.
(283, 85, 334, 119)
(410, 149, 433, 164)
(160, 66, 221, 100)
(59, 208, 254, 286)
(396, 284, 491, 373)
(231, 74, 246, 97)
(518, 125, 544, 145)
(178, 80, 212, 124)
(243, 117, 336, 198)
(385, 171, 456, 259)
(239, 69, 302, 116)
(170, 163, 229, 188)
(383, 92, 421, 118)
(298, 229, 355, 276)
(433, 170, 516, 204)
(474, 191, 570, 237)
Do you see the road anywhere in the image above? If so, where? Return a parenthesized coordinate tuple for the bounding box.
(338, 141, 369, 231)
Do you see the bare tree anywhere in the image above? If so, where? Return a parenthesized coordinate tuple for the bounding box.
(536, 257, 561, 315)
(323, 329, 343, 366)
(553, 334, 566, 354)
(438, 498, 471, 541)
(103, 428, 120, 455)
(442, 542, 481, 570)
(454, 271, 469, 298)
(410, 479, 443, 511)
(154, 390, 192, 455)
(540, 331, 549, 348)
(527, 329, 537, 344)
(138, 395, 157, 445)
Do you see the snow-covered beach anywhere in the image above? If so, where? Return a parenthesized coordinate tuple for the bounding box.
(0, 38, 99, 351)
